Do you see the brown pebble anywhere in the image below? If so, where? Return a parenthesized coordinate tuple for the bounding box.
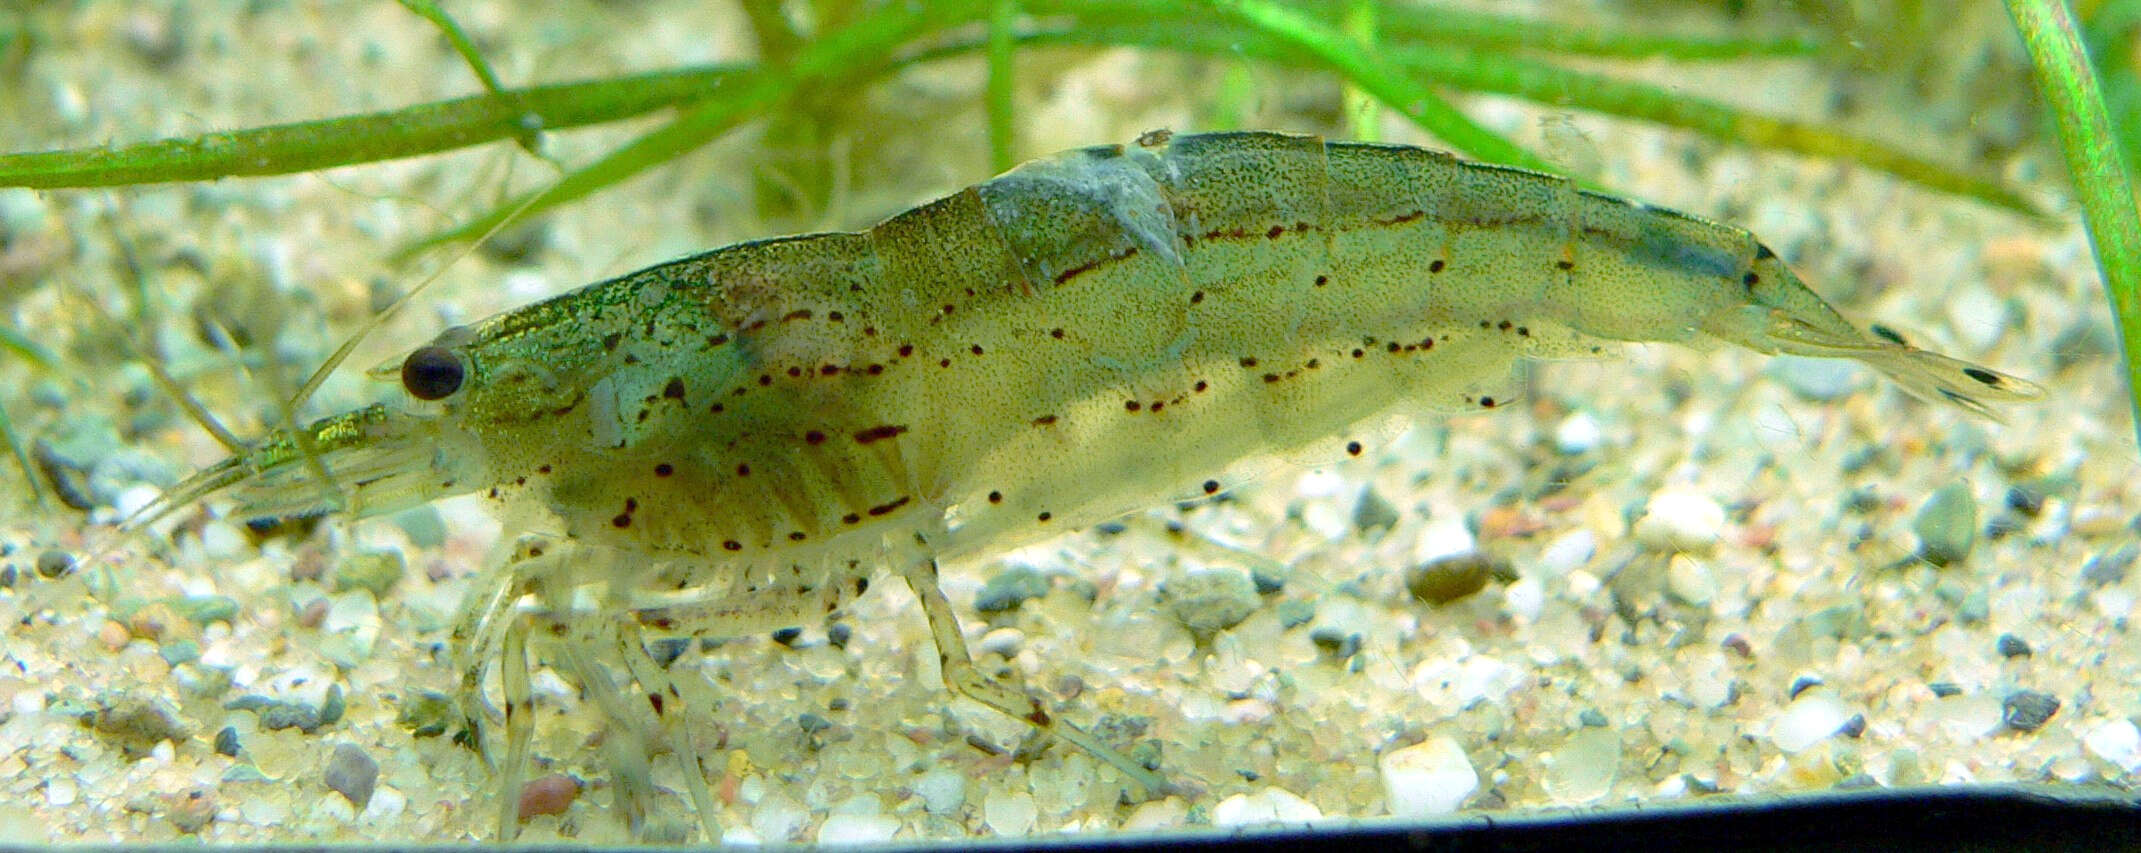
(98, 620, 131, 650)
(297, 598, 328, 629)
(518, 773, 579, 820)
(163, 785, 217, 834)
(1406, 552, 1512, 605)
(128, 601, 183, 642)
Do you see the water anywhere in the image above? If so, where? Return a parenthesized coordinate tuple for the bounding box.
(0, 0, 2133, 843)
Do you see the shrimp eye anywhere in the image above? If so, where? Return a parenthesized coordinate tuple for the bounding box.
(401, 346, 465, 400)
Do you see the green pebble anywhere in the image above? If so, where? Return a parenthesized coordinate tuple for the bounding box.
(395, 690, 455, 739)
(333, 550, 405, 598)
(172, 594, 239, 625)
(1913, 482, 1978, 566)
(159, 639, 201, 666)
(1163, 569, 1261, 639)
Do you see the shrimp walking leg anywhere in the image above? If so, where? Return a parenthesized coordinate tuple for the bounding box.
(612, 622, 723, 844)
(895, 555, 1171, 798)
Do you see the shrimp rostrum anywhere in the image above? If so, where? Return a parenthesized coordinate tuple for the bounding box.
(141, 130, 2040, 839)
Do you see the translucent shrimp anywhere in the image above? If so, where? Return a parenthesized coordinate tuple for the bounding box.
(139, 130, 2041, 839)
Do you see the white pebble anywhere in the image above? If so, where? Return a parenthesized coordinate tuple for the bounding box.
(1770, 692, 1850, 753)
(913, 768, 966, 815)
(1502, 577, 1544, 621)
(1537, 529, 1596, 576)
(199, 521, 248, 560)
(981, 789, 1036, 835)
(1211, 792, 1276, 827)
(1554, 412, 1603, 454)
(1928, 694, 2004, 741)
(1413, 514, 1476, 564)
(816, 813, 900, 844)
(1541, 726, 1620, 804)
(1210, 787, 1320, 827)
(1121, 797, 1186, 831)
(976, 628, 1024, 658)
(359, 786, 406, 822)
(0, 188, 50, 235)
(45, 775, 77, 807)
(2084, 719, 2141, 773)
(1665, 554, 1717, 607)
(1947, 287, 2009, 353)
(1378, 736, 1477, 816)
(750, 795, 808, 843)
(114, 484, 162, 519)
(1634, 489, 1726, 553)
(1298, 499, 1350, 541)
(1452, 656, 1521, 706)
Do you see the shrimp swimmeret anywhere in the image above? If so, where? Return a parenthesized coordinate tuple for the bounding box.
(137, 130, 2041, 839)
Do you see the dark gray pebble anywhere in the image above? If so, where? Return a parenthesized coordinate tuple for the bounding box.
(1995, 634, 2032, 659)
(2001, 690, 2061, 733)
(324, 743, 379, 809)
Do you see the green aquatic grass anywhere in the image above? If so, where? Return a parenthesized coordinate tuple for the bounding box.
(0, 0, 2088, 489)
(2006, 0, 2141, 450)
(0, 2, 2024, 212)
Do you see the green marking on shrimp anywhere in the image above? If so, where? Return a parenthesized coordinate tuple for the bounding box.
(144, 130, 2042, 840)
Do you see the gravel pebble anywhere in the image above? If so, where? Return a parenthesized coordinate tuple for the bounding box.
(164, 786, 216, 834)
(2081, 543, 2136, 588)
(1541, 726, 1620, 804)
(1772, 692, 1852, 751)
(2084, 719, 2141, 773)
(36, 549, 76, 578)
(1995, 633, 2032, 658)
(324, 743, 379, 809)
(2001, 690, 2061, 733)
(975, 567, 1051, 613)
(1665, 554, 1716, 606)
(518, 774, 579, 820)
(1378, 736, 1476, 816)
(1634, 489, 1726, 553)
(981, 789, 1037, 835)
(1765, 355, 1867, 402)
(1913, 483, 1978, 566)
(1553, 412, 1603, 454)
(1162, 568, 1261, 638)
(1405, 552, 1506, 605)
(214, 726, 241, 757)
(913, 768, 966, 815)
(818, 812, 902, 844)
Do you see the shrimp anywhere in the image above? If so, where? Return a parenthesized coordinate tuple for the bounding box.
(137, 130, 2041, 840)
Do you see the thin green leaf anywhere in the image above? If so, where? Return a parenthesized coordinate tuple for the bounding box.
(0, 400, 39, 507)
(0, 322, 57, 369)
(936, 20, 2035, 215)
(399, 0, 988, 256)
(0, 64, 740, 188)
(989, 0, 1021, 172)
(1389, 43, 2044, 216)
(2007, 0, 2141, 449)
(396, 0, 540, 153)
(1346, 0, 1822, 60)
(1032, 0, 1821, 60)
(1204, 0, 1560, 171)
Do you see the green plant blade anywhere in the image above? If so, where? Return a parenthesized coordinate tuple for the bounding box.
(399, 0, 988, 256)
(2006, 0, 2141, 450)
(930, 20, 2034, 214)
(0, 64, 740, 188)
(1204, 0, 1559, 172)
(1390, 44, 2044, 216)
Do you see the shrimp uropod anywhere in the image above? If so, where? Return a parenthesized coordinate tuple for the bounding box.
(144, 130, 2041, 840)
